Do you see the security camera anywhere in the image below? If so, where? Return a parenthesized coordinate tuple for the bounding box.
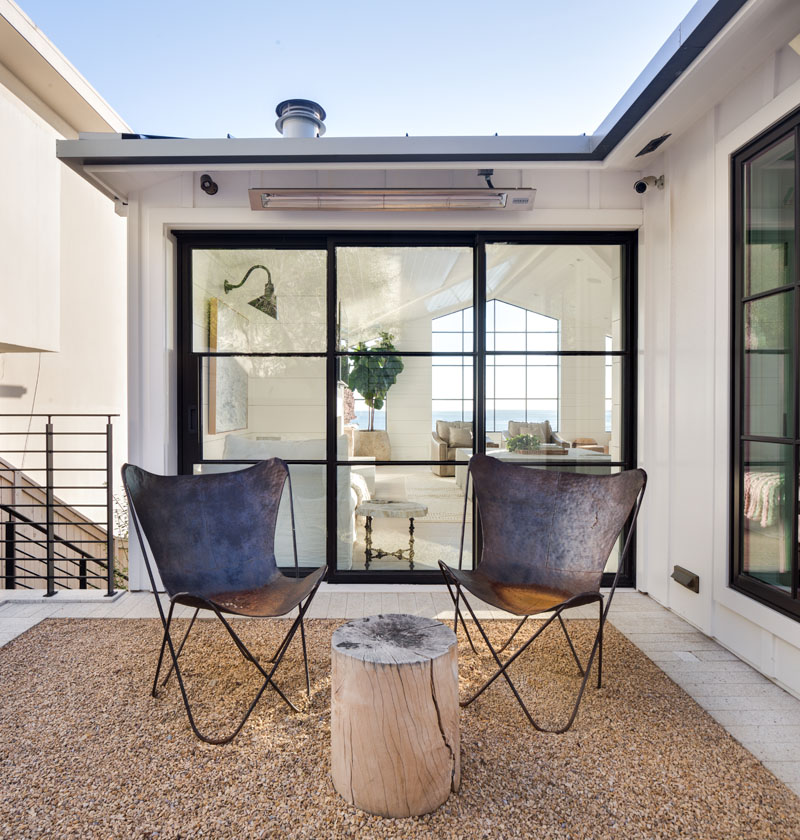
(200, 174, 218, 196)
(634, 175, 664, 194)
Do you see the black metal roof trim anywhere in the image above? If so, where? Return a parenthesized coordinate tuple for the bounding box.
(591, 0, 749, 159)
(75, 152, 600, 166)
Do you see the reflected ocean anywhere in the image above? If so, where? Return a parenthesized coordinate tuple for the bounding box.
(353, 409, 561, 433)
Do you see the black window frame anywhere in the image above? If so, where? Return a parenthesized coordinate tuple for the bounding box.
(176, 230, 638, 586)
(731, 106, 800, 619)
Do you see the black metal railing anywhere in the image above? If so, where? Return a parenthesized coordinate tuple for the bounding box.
(0, 414, 121, 596)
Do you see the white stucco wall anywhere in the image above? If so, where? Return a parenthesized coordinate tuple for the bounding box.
(0, 79, 60, 353)
(0, 44, 128, 497)
(638, 41, 800, 696)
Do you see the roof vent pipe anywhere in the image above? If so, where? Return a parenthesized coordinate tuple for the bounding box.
(275, 99, 327, 137)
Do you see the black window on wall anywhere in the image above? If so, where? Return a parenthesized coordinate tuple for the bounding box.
(732, 106, 800, 618)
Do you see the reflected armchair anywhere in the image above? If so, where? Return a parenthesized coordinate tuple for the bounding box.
(431, 420, 473, 477)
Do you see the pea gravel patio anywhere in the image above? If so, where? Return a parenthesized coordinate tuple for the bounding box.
(0, 592, 799, 839)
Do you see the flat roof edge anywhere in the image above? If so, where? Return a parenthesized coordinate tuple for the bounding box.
(56, 134, 598, 166)
(53, 0, 753, 174)
(590, 0, 749, 156)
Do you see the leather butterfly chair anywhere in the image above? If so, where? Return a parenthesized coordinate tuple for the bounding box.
(122, 459, 327, 745)
(439, 453, 646, 733)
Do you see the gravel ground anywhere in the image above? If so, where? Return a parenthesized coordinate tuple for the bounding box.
(0, 617, 797, 840)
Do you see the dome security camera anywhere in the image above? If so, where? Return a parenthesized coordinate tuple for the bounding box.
(634, 175, 664, 194)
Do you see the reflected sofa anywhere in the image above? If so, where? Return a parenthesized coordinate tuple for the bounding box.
(431, 420, 473, 477)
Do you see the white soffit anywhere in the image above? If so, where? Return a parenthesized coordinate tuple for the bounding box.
(604, 0, 800, 169)
(0, 0, 128, 134)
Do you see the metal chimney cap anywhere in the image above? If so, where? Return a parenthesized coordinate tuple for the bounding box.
(275, 99, 326, 137)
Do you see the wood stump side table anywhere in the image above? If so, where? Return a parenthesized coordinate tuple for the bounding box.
(330, 614, 460, 817)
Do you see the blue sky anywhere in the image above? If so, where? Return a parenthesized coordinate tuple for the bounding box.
(21, 0, 698, 138)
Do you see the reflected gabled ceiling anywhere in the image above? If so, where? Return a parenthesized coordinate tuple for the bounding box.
(338, 244, 620, 347)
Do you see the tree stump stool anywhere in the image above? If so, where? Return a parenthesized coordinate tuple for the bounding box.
(331, 613, 460, 817)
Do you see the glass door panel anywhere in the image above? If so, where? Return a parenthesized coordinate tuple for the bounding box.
(744, 135, 796, 297)
(337, 246, 473, 351)
(743, 292, 794, 438)
(180, 234, 635, 583)
(733, 113, 800, 615)
(200, 356, 326, 461)
(192, 249, 326, 353)
(339, 465, 473, 573)
(191, 461, 326, 569)
(485, 243, 623, 351)
(740, 441, 793, 591)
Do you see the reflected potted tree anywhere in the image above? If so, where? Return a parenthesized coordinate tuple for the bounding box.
(345, 332, 404, 460)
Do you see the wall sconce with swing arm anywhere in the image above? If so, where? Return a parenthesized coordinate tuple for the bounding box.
(223, 264, 278, 320)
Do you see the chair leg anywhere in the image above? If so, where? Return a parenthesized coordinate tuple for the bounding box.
(497, 615, 529, 654)
(438, 563, 477, 654)
(154, 573, 325, 745)
(459, 592, 558, 708)
(160, 607, 200, 689)
(597, 597, 603, 690)
(212, 609, 299, 712)
(165, 607, 307, 745)
(151, 600, 175, 698)
(269, 626, 292, 664)
(299, 614, 311, 697)
(458, 591, 607, 734)
(557, 613, 586, 677)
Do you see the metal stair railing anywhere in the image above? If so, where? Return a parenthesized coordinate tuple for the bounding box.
(0, 414, 121, 596)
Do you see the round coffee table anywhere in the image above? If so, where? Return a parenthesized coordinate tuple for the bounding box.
(354, 499, 428, 569)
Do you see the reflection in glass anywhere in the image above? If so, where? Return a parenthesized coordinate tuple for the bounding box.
(741, 441, 792, 591)
(744, 292, 793, 438)
(193, 462, 327, 568)
(340, 465, 473, 572)
(201, 357, 326, 460)
(486, 243, 622, 351)
(337, 246, 473, 351)
(485, 355, 621, 459)
(744, 135, 796, 297)
(192, 249, 326, 352)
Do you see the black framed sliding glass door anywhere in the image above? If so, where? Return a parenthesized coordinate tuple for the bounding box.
(176, 231, 637, 584)
(732, 107, 800, 618)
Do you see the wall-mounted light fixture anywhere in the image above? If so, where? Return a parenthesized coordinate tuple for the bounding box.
(671, 565, 699, 593)
(224, 264, 277, 319)
(247, 187, 535, 211)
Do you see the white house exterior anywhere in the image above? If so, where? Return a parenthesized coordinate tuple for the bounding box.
(0, 0, 128, 448)
(53, 0, 800, 700)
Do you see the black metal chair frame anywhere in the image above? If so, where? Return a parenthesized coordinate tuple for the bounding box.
(439, 459, 646, 734)
(123, 460, 327, 745)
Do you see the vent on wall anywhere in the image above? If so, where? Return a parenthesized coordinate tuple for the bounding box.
(636, 133, 671, 157)
(248, 188, 536, 211)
